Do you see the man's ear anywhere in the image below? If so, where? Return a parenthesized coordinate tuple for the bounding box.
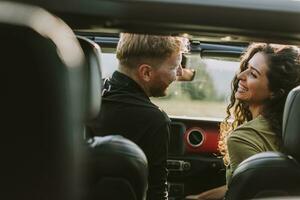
(138, 64, 153, 82)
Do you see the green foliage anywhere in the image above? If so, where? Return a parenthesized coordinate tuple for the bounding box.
(164, 56, 234, 102)
(181, 59, 219, 101)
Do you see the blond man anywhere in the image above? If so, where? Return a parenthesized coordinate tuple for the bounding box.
(88, 33, 188, 200)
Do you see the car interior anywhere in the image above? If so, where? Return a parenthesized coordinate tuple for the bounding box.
(2, 0, 300, 200)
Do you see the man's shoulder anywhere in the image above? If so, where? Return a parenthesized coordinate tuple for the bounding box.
(103, 90, 154, 108)
(149, 106, 171, 122)
(134, 103, 170, 123)
(102, 95, 170, 122)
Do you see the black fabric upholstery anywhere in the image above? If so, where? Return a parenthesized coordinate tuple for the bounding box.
(282, 85, 300, 162)
(84, 136, 148, 200)
(226, 85, 300, 200)
(0, 2, 86, 200)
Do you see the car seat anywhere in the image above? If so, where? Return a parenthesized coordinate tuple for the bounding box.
(225, 85, 300, 199)
(0, 2, 86, 200)
(77, 36, 149, 200)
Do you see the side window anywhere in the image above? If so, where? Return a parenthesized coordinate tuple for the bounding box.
(151, 56, 239, 120)
(101, 52, 118, 78)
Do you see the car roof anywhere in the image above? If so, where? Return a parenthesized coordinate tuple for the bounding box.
(23, 0, 300, 44)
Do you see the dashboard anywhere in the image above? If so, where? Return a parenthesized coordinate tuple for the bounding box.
(167, 118, 225, 199)
(169, 118, 220, 156)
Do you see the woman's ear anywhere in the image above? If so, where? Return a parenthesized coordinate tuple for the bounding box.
(270, 89, 285, 99)
(277, 89, 285, 97)
(137, 64, 153, 82)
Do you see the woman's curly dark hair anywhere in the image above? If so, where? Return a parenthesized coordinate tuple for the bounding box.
(219, 43, 300, 165)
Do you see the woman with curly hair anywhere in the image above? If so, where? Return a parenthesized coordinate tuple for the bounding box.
(187, 43, 300, 200)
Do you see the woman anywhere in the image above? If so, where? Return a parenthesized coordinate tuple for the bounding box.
(187, 43, 300, 200)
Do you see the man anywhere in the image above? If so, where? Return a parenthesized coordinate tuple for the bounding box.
(88, 33, 188, 200)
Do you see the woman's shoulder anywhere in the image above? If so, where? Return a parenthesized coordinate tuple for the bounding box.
(228, 115, 279, 150)
(228, 126, 259, 145)
(228, 116, 267, 142)
(227, 115, 281, 165)
(233, 115, 272, 135)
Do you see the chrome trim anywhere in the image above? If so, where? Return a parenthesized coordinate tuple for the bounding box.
(186, 128, 205, 147)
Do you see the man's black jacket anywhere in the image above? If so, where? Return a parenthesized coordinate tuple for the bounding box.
(88, 71, 171, 200)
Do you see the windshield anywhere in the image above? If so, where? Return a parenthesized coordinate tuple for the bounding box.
(151, 56, 239, 120)
(102, 52, 240, 120)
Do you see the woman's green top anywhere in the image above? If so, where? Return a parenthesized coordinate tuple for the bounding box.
(226, 115, 281, 184)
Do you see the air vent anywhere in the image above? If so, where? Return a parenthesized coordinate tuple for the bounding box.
(187, 129, 204, 147)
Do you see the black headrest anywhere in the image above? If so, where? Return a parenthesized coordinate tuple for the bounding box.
(0, 2, 86, 199)
(77, 36, 102, 120)
(85, 136, 148, 200)
(227, 152, 300, 199)
(282, 85, 300, 162)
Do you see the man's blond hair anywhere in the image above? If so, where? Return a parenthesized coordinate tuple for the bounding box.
(116, 33, 188, 68)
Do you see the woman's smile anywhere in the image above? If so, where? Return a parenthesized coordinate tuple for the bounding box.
(237, 83, 248, 93)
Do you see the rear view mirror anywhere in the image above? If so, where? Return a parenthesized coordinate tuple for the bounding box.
(176, 54, 196, 81)
(176, 68, 196, 81)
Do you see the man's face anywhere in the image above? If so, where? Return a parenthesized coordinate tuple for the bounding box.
(148, 52, 182, 97)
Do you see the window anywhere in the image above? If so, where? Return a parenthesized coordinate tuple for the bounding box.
(101, 53, 118, 78)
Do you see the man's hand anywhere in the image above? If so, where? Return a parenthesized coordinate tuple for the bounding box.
(176, 68, 196, 81)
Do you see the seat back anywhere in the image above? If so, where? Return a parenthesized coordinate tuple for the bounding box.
(226, 86, 300, 200)
(77, 36, 102, 122)
(85, 136, 148, 200)
(76, 36, 148, 200)
(226, 152, 300, 199)
(0, 2, 86, 200)
(282, 85, 300, 162)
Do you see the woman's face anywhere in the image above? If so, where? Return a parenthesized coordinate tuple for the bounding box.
(235, 52, 272, 106)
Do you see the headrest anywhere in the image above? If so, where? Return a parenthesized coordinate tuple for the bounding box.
(282, 85, 300, 162)
(0, 2, 86, 199)
(77, 36, 102, 120)
(86, 135, 148, 200)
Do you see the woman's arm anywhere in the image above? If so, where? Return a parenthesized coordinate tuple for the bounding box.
(185, 185, 227, 200)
